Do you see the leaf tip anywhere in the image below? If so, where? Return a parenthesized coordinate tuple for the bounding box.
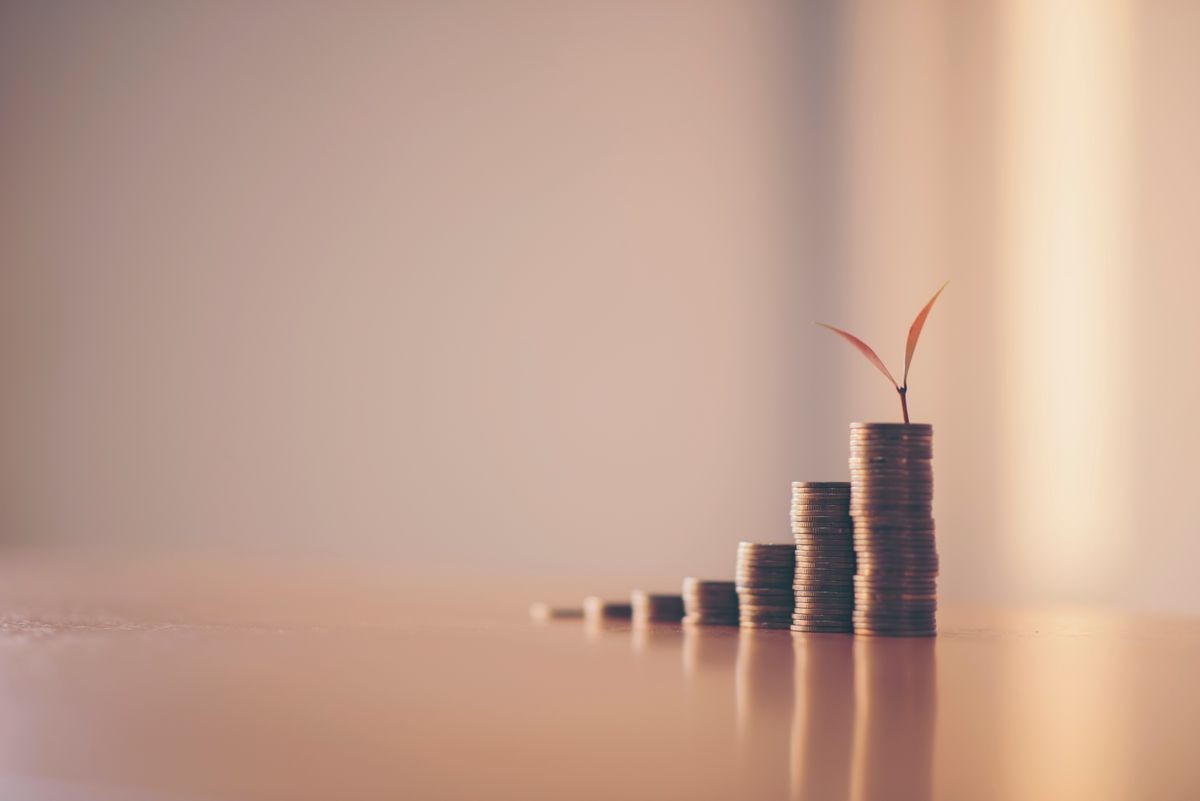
(903, 281, 949, 384)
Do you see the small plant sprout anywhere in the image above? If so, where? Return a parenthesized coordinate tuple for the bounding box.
(818, 282, 948, 424)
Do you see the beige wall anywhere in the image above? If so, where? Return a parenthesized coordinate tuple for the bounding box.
(2, 1, 1198, 612)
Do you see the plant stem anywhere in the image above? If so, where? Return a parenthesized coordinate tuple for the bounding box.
(898, 386, 910, 424)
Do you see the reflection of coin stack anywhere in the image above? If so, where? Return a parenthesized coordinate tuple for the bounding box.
(736, 543, 795, 629)
(735, 629, 794, 799)
(790, 482, 855, 633)
(631, 590, 685, 624)
(682, 578, 738, 626)
(852, 638, 937, 799)
(790, 634, 854, 801)
(849, 423, 938, 636)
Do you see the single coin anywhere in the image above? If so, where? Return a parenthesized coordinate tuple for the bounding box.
(853, 543, 937, 552)
(793, 583, 855, 592)
(737, 592, 795, 600)
(853, 554, 940, 564)
(854, 619, 937, 628)
(794, 567, 857, 576)
(794, 607, 854, 616)
(792, 626, 853, 634)
(854, 576, 939, 586)
(854, 569, 940, 580)
(854, 596, 938, 605)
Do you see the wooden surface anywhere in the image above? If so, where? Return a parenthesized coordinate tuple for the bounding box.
(0, 558, 1196, 801)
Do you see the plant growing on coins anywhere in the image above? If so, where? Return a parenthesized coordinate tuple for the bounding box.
(818, 282, 947, 424)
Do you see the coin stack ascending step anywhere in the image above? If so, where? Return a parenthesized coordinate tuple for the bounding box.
(528, 603, 584, 622)
(849, 422, 938, 636)
(583, 596, 633, 623)
(736, 543, 796, 629)
(790, 482, 855, 633)
(682, 578, 738, 626)
(631, 590, 685, 624)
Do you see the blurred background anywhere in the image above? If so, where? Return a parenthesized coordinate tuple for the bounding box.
(1, 0, 1197, 612)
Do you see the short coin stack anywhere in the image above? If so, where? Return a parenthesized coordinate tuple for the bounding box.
(849, 423, 938, 636)
(681, 578, 738, 626)
(735, 542, 795, 629)
(790, 481, 855, 633)
(529, 603, 584, 622)
(631, 590, 685, 624)
(583, 596, 633, 623)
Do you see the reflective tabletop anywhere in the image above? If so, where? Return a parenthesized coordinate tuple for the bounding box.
(0, 559, 1196, 801)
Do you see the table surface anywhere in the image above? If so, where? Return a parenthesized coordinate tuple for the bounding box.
(0, 558, 1197, 801)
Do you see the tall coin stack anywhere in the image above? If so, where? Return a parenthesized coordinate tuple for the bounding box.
(790, 481, 855, 633)
(735, 543, 795, 629)
(631, 591, 685, 624)
(849, 422, 938, 636)
(682, 578, 739, 626)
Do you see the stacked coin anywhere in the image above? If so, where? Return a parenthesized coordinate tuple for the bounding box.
(682, 578, 738, 626)
(583, 596, 633, 623)
(790, 481, 855, 633)
(849, 423, 938, 636)
(631, 590, 685, 623)
(529, 603, 584, 622)
(736, 542, 795, 629)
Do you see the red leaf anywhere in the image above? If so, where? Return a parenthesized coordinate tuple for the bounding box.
(817, 323, 898, 389)
(903, 281, 948, 385)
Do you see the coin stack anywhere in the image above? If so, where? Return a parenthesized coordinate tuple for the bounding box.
(681, 578, 738, 626)
(849, 423, 938, 636)
(529, 603, 584, 622)
(735, 543, 795, 629)
(631, 590, 685, 623)
(790, 481, 855, 633)
(583, 596, 633, 623)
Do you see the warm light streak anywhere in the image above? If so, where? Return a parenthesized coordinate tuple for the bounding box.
(1001, 0, 1133, 600)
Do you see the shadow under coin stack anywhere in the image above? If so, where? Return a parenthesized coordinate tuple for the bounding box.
(849, 423, 938, 636)
(631, 590, 685, 624)
(735, 543, 795, 629)
(681, 578, 738, 626)
(790, 482, 855, 633)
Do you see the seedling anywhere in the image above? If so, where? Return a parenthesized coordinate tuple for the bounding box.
(818, 282, 948, 424)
